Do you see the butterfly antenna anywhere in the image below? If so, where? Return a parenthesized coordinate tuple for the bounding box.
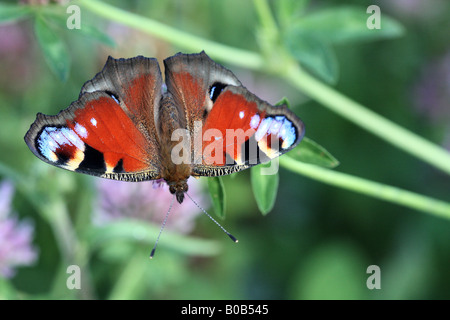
(150, 194, 175, 259)
(186, 193, 238, 243)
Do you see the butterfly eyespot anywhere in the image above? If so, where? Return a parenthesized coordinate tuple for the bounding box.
(105, 91, 120, 104)
(209, 82, 227, 102)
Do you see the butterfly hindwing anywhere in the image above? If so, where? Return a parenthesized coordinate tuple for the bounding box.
(24, 56, 163, 181)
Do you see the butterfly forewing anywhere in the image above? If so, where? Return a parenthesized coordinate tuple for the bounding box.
(189, 81, 305, 177)
(25, 56, 164, 182)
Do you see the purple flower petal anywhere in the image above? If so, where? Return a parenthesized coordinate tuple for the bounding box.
(94, 178, 209, 234)
(0, 181, 38, 278)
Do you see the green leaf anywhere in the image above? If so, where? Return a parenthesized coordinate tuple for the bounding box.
(207, 176, 226, 219)
(0, 3, 32, 24)
(48, 13, 116, 47)
(287, 137, 339, 168)
(275, 96, 291, 108)
(34, 16, 70, 81)
(251, 161, 279, 215)
(291, 6, 405, 45)
(284, 30, 339, 83)
(73, 22, 116, 47)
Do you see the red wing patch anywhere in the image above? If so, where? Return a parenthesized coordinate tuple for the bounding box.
(199, 85, 302, 171)
(202, 89, 265, 166)
(25, 92, 161, 180)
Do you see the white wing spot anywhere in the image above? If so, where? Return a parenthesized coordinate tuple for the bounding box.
(250, 114, 260, 129)
(74, 123, 88, 138)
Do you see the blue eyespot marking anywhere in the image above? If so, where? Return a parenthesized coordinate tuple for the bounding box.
(37, 126, 85, 162)
(255, 117, 273, 142)
(253, 116, 297, 150)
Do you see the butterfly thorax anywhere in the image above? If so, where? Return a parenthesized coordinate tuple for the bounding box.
(158, 93, 191, 203)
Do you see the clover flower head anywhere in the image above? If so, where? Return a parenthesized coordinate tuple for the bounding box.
(94, 178, 208, 234)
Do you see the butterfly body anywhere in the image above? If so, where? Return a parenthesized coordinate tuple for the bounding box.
(157, 92, 191, 203)
(25, 52, 305, 203)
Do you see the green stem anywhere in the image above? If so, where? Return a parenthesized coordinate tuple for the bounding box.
(280, 156, 450, 220)
(253, 0, 278, 32)
(254, 0, 450, 175)
(77, 0, 264, 70)
(285, 65, 450, 175)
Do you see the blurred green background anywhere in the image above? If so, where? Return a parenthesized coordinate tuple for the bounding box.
(0, 0, 449, 299)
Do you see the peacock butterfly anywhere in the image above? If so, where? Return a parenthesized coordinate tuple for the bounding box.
(25, 51, 305, 209)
